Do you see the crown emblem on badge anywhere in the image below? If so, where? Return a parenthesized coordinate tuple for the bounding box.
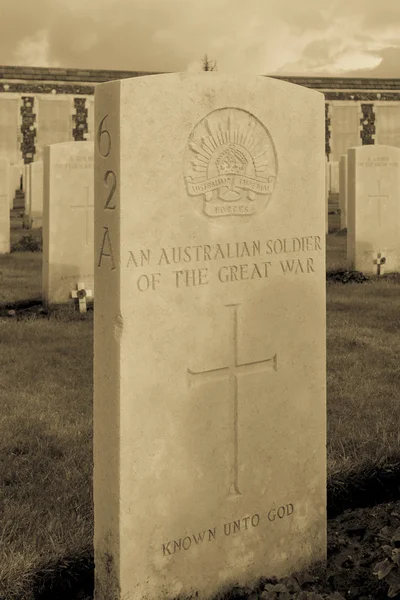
(216, 146, 248, 176)
(183, 107, 277, 218)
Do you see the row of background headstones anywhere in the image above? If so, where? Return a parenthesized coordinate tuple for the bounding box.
(1, 141, 398, 305)
(0, 160, 44, 253)
(2, 143, 94, 305)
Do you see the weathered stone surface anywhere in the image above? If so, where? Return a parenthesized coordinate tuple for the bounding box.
(339, 154, 347, 229)
(94, 73, 326, 600)
(329, 161, 339, 193)
(29, 161, 43, 228)
(23, 163, 30, 225)
(326, 158, 330, 233)
(9, 163, 22, 209)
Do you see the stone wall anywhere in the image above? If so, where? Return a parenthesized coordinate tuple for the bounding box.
(0, 66, 399, 165)
(268, 75, 400, 161)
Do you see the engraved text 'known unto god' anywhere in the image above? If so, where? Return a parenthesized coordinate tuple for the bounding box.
(162, 504, 294, 557)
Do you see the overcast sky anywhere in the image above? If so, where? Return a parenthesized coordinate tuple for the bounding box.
(1, 0, 399, 77)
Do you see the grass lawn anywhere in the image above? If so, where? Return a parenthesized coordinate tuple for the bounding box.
(0, 314, 93, 600)
(0, 252, 42, 305)
(1, 230, 400, 599)
(326, 236, 400, 495)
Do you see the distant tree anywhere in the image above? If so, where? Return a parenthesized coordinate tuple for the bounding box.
(202, 54, 217, 71)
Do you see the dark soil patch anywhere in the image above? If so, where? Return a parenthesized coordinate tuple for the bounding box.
(328, 465, 400, 518)
(0, 299, 44, 315)
(379, 272, 400, 283)
(33, 499, 400, 600)
(326, 269, 370, 284)
(326, 269, 400, 284)
(0, 300, 93, 319)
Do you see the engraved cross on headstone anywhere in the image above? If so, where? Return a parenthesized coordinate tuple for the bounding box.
(368, 180, 388, 227)
(374, 252, 386, 277)
(187, 303, 278, 497)
(70, 186, 93, 245)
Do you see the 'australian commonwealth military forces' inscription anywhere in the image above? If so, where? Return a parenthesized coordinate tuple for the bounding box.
(183, 108, 277, 218)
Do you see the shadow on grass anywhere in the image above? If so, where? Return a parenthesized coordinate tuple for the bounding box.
(31, 459, 400, 600)
(34, 553, 93, 600)
(328, 457, 400, 517)
(0, 298, 42, 310)
(0, 300, 93, 320)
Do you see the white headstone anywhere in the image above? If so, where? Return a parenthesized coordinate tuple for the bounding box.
(93, 73, 327, 600)
(29, 161, 44, 229)
(339, 154, 347, 230)
(325, 158, 330, 234)
(42, 141, 94, 304)
(347, 145, 400, 273)
(23, 163, 31, 226)
(329, 161, 339, 194)
(9, 163, 22, 210)
(0, 159, 10, 253)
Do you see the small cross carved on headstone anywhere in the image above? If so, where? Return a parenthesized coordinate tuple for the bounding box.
(374, 252, 386, 277)
(71, 282, 93, 312)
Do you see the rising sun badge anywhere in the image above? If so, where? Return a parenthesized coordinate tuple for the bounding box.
(183, 107, 277, 218)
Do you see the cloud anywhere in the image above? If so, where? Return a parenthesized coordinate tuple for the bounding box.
(0, 0, 53, 65)
(360, 0, 400, 32)
(343, 46, 400, 78)
(0, 0, 399, 78)
(278, 1, 330, 34)
(302, 39, 332, 61)
(13, 30, 61, 68)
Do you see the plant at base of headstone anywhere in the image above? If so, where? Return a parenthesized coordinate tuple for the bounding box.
(373, 526, 400, 598)
(326, 269, 370, 283)
(10, 235, 42, 252)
